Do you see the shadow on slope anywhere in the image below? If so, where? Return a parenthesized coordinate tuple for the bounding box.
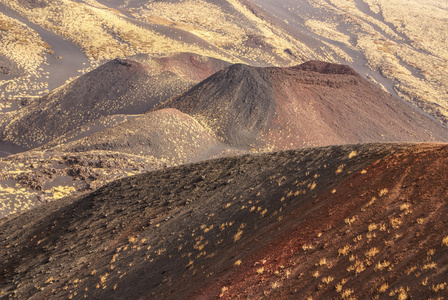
(2, 143, 447, 299)
(1, 53, 230, 151)
(0, 149, 167, 218)
(160, 61, 448, 149)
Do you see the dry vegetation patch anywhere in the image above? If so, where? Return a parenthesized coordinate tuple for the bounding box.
(0, 12, 49, 97)
(300, 0, 448, 124)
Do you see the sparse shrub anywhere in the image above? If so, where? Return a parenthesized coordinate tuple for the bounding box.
(99, 273, 108, 285)
(422, 262, 437, 270)
(368, 223, 377, 232)
(348, 151, 357, 159)
(303, 244, 314, 251)
(318, 258, 327, 266)
(431, 283, 446, 292)
(397, 287, 408, 300)
(366, 247, 380, 259)
(341, 288, 353, 298)
(378, 283, 389, 293)
(335, 164, 346, 174)
(338, 245, 350, 256)
(400, 203, 410, 211)
(345, 216, 356, 226)
(353, 235, 362, 242)
(347, 259, 366, 273)
(375, 260, 391, 271)
(442, 236, 448, 247)
(322, 276, 334, 284)
(390, 217, 402, 229)
(379, 188, 389, 197)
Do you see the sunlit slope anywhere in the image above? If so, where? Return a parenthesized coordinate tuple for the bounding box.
(51, 108, 221, 166)
(0, 0, 333, 97)
(254, 0, 448, 125)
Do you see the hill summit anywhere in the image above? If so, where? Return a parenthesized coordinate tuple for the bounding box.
(161, 61, 448, 149)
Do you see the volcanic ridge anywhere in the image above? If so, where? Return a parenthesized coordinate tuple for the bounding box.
(2, 60, 448, 218)
(1, 143, 447, 299)
(1, 1, 448, 298)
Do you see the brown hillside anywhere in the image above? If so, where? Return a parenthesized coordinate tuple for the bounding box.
(2, 60, 448, 219)
(1, 59, 186, 149)
(160, 61, 448, 149)
(1, 143, 447, 299)
(1, 54, 229, 151)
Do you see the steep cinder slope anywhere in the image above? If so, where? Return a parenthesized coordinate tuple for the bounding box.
(1, 54, 229, 150)
(1, 143, 447, 299)
(197, 143, 448, 299)
(160, 61, 448, 149)
(0, 59, 187, 149)
(159, 62, 277, 147)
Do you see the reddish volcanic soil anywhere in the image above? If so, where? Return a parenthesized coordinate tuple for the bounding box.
(198, 143, 448, 299)
(149, 52, 231, 83)
(161, 61, 448, 149)
(1, 143, 447, 299)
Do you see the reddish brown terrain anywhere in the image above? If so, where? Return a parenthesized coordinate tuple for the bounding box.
(2, 60, 448, 219)
(1, 143, 447, 299)
(161, 61, 448, 150)
(1, 1, 447, 298)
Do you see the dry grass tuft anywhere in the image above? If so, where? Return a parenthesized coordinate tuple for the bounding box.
(442, 236, 448, 247)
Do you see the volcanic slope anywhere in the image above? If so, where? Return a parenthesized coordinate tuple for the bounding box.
(0, 53, 229, 150)
(160, 60, 448, 150)
(1, 143, 447, 299)
(0, 150, 167, 218)
(0, 107, 241, 219)
(0, 0, 329, 98)
(253, 0, 448, 125)
(46, 108, 223, 166)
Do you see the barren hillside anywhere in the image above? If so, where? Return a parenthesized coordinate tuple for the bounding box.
(1, 54, 228, 150)
(161, 61, 448, 149)
(1, 143, 447, 299)
(2, 60, 448, 218)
